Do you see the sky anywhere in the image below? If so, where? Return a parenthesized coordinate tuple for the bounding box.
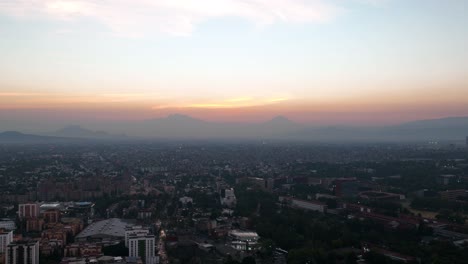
(0, 0, 467, 125)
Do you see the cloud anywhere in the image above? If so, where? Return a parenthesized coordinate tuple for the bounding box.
(152, 96, 290, 109)
(0, 0, 344, 36)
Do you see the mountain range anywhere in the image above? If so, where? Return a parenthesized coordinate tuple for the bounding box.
(0, 131, 68, 144)
(1, 115, 468, 143)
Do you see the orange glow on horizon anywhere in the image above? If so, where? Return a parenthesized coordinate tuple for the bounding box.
(1, 84, 468, 125)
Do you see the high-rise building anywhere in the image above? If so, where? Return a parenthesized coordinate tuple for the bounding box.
(18, 204, 40, 220)
(220, 188, 237, 208)
(128, 234, 158, 264)
(5, 240, 39, 264)
(0, 229, 13, 254)
(466, 136, 468, 148)
(125, 226, 150, 247)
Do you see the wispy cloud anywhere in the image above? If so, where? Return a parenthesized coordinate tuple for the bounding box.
(0, 0, 344, 36)
(152, 96, 290, 109)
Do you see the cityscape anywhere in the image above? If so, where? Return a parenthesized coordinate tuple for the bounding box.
(0, 140, 468, 263)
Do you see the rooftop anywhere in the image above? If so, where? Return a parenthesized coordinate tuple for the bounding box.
(76, 218, 134, 239)
(229, 230, 259, 238)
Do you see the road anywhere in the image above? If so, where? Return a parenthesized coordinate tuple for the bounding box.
(158, 229, 169, 264)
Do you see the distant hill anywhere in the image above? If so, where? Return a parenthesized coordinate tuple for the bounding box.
(109, 114, 468, 141)
(293, 116, 468, 142)
(0, 131, 66, 143)
(2, 115, 468, 142)
(131, 114, 303, 139)
(55, 125, 124, 139)
(398, 116, 468, 129)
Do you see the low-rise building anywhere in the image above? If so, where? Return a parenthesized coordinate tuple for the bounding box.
(279, 197, 327, 213)
(64, 243, 102, 258)
(0, 220, 15, 231)
(228, 230, 259, 251)
(75, 218, 134, 245)
(439, 189, 467, 200)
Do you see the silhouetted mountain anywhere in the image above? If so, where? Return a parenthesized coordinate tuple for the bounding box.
(384, 116, 468, 140)
(2, 115, 468, 142)
(55, 125, 120, 138)
(0, 131, 66, 143)
(134, 113, 303, 138)
(265, 115, 296, 126)
(398, 116, 468, 129)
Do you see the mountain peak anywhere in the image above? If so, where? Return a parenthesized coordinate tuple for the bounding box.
(267, 115, 295, 125)
(55, 125, 109, 138)
(0, 131, 24, 136)
(166, 114, 196, 120)
(58, 125, 87, 132)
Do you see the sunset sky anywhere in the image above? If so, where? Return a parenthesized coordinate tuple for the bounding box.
(0, 0, 467, 125)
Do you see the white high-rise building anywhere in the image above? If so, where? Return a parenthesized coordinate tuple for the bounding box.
(124, 226, 150, 247)
(128, 234, 158, 264)
(5, 240, 39, 264)
(0, 229, 13, 254)
(220, 188, 237, 208)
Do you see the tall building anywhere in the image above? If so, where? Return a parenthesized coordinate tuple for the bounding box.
(220, 188, 237, 208)
(0, 229, 13, 253)
(125, 226, 150, 247)
(128, 234, 157, 264)
(5, 240, 39, 264)
(18, 204, 40, 220)
(466, 136, 468, 148)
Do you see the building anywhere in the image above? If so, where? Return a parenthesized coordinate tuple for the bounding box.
(358, 191, 404, 201)
(43, 209, 61, 223)
(334, 178, 359, 197)
(220, 188, 237, 208)
(5, 240, 39, 264)
(39, 239, 63, 257)
(75, 218, 134, 244)
(128, 234, 158, 264)
(228, 230, 259, 251)
(125, 226, 150, 247)
(61, 256, 143, 264)
(67, 202, 95, 220)
(236, 177, 268, 190)
(438, 175, 457, 186)
(279, 197, 327, 213)
(0, 230, 13, 254)
(63, 243, 102, 258)
(439, 189, 467, 200)
(18, 204, 40, 220)
(178, 197, 193, 206)
(39, 203, 63, 213)
(137, 210, 153, 220)
(0, 220, 15, 231)
(25, 218, 44, 233)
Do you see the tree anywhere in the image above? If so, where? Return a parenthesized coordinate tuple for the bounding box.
(241, 256, 256, 264)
